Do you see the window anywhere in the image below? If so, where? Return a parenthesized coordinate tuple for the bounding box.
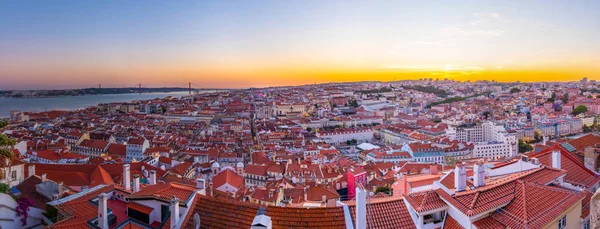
(558, 216, 566, 229)
(11, 171, 17, 180)
(582, 220, 590, 229)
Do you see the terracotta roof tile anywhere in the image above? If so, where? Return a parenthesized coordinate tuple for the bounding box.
(127, 201, 154, 215)
(443, 213, 465, 229)
(182, 195, 346, 229)
(530, 146, 600, 189)
(473, 216, 505, 229)
(491, 181, 585, 229)
(348, 197, 416, 229)
(129, 182, 197, 203)
(403, 190, 447, 213)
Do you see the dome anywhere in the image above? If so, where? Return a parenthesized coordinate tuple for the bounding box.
(211, 162, 220, 168)
(236, 162, 244, 168)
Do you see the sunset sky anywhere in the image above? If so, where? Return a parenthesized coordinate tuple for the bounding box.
(1, 0, 599, 90)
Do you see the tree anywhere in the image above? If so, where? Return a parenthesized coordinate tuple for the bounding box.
(0, 183, 8, 194)
(518, 139, 533, 153)
(348, 100, 359, 108)
(346, 139, 357, 145)
(483, 111, 491, 119)
(510, 87, 521, 93)
(161, 107, 167, 114)
(572, 105, 588, 116)
(375, 186, 392, 195)
(547, 92, 557, 103)
(306, 127, 312, 132)
(0, 119, 15, 180)
(534, 130, 543, 143)
(583, 125, 592, 133)
(561, 93, 569, 103)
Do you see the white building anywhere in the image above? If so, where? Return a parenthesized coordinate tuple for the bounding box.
(126, 138, 149, 163)
(447, 121, 518, 159)
(316, 128, 373, 145)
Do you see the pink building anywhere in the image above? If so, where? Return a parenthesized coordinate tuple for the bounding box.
(347, 167, 366, 200)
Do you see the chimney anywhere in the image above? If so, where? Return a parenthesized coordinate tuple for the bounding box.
(41, 173, 47, 182)
(170, 197, 180, 229)
(321, 195, 326, 203)
(133, 174, 140, 193)
(251, 209, 272, 229)
(552, 150, 561, 169)
(196, 178, 206, 190)
(429, 164, 438, 175)
(454, 163, 466, 192)
(473, 161, 485, 187)
(543, 136, 548, 145)
(98, 193, 108, 229)
(28, 164, 35, 177)
(123, 164, 131, 190)
(57, 181, 64, 197)
(149, 170, 157, 185)
(355, 187, 367, 229)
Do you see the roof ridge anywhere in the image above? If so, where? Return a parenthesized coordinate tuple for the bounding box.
(468, 192, 480, 209)
(454, 169, 537, 197)
(520, 180, 528, 224)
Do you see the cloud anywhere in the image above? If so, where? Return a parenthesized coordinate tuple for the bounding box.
(474, 12, 502, 19)
(440, 27, 505, 37)
(469, 13, 508, 27)
(410, 41, 443, 45)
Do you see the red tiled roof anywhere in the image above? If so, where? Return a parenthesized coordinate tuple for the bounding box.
(347, 197, 416, 229)
(129, 182, 197, 203)
(182, 195, 347, 229)
(439, 170, 473, 190)
(14, 175, 48, 209)
(436, 181, 516, 217)
(566, 134, 600, 152)
(491, 181, 585, 229)
(403, 190, 447, 212)
(107, 144, 127, 156)
(50, 184, 118, 229)
(79, 139, 109, 150)
(245, 164, 268, 176)
(170, 162, 192, 176)
(443, 213, 465, 229)
(212, 169, 244, 190)
(473, 216, 505, 229)
(530, 146, 600, 189)
(127, 201, 154, 215)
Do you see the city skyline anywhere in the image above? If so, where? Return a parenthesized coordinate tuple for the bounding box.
(1, 0, 600, 90)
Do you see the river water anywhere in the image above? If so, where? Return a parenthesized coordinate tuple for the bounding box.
(0, 91, 208, 117)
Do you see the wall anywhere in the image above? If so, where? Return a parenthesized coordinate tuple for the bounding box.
(542, 199, 581, 229)
(0, 193, 44, 229)
(0, 164, 24, 187)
